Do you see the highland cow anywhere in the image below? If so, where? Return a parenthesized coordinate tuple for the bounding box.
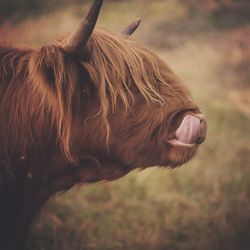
(0, 0, 207, 249)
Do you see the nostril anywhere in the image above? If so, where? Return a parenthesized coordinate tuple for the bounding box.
(196, 137, 205, 145)
(194, 114, 205, 123)
(196, 118, 207, 144)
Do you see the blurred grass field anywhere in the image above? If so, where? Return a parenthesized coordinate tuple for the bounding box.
(1, 0, 250, 249)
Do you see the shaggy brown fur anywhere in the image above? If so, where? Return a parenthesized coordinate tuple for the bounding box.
(0, 25, 202, 250)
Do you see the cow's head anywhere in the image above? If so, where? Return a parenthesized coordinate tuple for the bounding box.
(29, 0, 207, 180)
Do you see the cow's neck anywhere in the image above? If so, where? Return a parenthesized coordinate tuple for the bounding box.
(0, 46, 56, 250)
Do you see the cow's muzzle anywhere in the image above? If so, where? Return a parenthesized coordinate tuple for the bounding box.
(168, 114, 207, 147)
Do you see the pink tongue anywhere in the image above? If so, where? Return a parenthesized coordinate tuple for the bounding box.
(175, 115, 200, 144)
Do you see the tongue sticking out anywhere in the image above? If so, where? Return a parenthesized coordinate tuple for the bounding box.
(175, 115, 201, 144)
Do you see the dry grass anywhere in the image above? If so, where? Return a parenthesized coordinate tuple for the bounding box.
(1, 0, 250, 249)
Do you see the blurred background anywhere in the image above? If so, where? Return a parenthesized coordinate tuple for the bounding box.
(1, 0, 250, 249)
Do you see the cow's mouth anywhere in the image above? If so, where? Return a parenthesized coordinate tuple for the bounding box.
(167, 112, 207, 148)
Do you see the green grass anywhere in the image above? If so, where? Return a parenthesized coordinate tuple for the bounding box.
(2, 1, 250, 249)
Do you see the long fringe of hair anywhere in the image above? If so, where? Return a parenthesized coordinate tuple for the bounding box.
(82, 29, 189, 147)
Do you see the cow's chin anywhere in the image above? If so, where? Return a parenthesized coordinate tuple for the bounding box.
(124, 143, 199, 171)
(164, 142, 199, 168)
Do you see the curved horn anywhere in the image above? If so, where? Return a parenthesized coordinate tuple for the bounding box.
(64, 0, 103, 56)
(121, 18, 141, 37)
